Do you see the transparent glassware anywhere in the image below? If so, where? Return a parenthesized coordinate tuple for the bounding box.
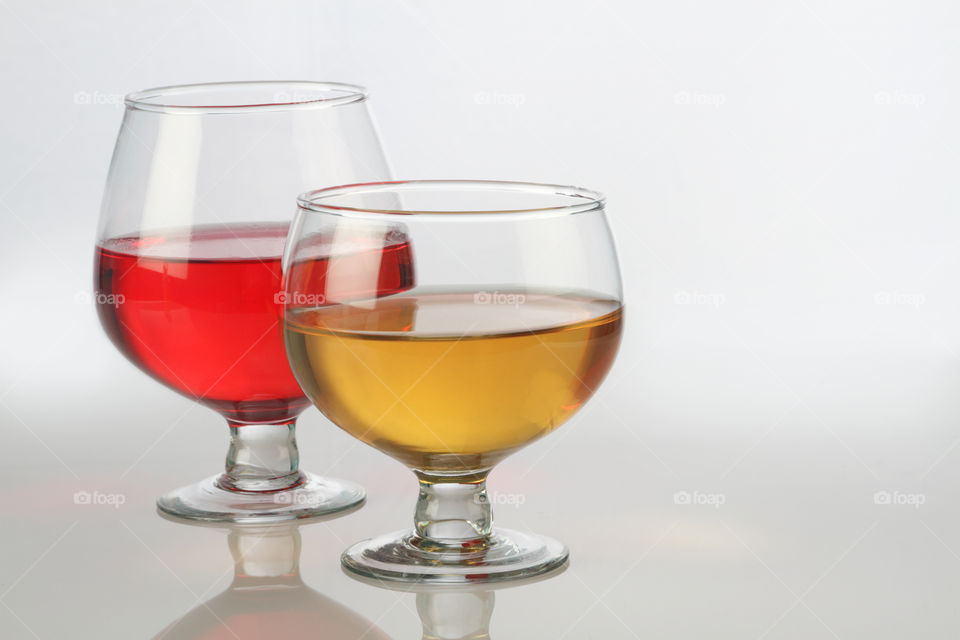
(94, 81, 394, 522)
(152, 515, 391, 639)
(350, 564, 567, 638)
(282, 180, 624, 583)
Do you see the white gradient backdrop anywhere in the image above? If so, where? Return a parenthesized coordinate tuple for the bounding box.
(2, 1, 959, 638)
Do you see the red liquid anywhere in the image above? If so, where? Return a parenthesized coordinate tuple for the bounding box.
(96, 223, 414, 423)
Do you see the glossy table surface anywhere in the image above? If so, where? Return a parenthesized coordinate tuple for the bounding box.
(4, 340, 958, 639)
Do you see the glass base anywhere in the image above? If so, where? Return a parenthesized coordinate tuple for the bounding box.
(156, 472, 365, 523)
(341, 528, 568, 584)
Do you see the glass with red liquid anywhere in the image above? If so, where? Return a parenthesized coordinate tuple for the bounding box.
(94, 82, 402, 522)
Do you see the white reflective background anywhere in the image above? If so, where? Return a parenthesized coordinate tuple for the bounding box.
(3, 0, 960, 637)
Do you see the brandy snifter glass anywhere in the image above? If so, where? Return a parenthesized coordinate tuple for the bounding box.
(282, 180, 623, 583)
(95, 81, 397, 522)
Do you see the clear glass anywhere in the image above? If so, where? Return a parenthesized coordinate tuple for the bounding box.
(282, 180, 624, 583)
(94, 81, 393, 522)
(349, 563, 566, 639)
(153, 514, 391, 638)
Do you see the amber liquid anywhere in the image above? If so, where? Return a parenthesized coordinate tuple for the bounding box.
(284, 290, 623, 472)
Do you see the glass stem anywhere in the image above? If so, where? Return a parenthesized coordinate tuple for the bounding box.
(414, 472, 493, 546)
(218, 419, 304, 492)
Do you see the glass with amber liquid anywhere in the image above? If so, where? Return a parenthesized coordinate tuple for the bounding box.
(283, 180, 624, 583)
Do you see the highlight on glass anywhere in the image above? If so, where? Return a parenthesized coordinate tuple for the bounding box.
(282, 180, 623, 582)
(94, 81, 396, 522)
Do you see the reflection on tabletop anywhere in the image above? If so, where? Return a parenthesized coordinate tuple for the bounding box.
(152, 511, 566, 639)
(353, 564, 567, 640)
(151, 515, 390, 640)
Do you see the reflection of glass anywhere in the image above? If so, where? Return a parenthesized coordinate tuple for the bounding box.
(351, 564, 566, 639)
(152, 514, 391, 639)
(95, 81, 395, 522)
(283, 181, 623, 583)
(417, 591, 495, 640)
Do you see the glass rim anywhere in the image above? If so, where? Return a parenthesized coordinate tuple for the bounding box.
(296, 180, 606, 217)
(124, 80, 368, 114)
